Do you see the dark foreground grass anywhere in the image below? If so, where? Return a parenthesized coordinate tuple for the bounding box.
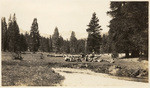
(2, 64, 64, 86)
(2, 52, 64, 86)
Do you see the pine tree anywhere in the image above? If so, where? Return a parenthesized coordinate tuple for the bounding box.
(39, 37, 50, 52)
(108, 2, 132, 57)
(7, 15, 13, 51)
(59, 36, 64, 53)
(30, 18, 40, 52)
(7, 14, 20, 52)
(62, 40, 70, 54)
(46, 38, 50, 52)
(123, 2, 148, 57)
(39, 37, 44, 52)
(1, 17, 8, 51)
(100, 34, 106, 53)
(70, 31, 77, 54)
(100, 34, 111, 54)
(76, 39, 85, 54)
(108, 2, 148, 58)
(49, 35, 53, 52)
(25, 32, 30, 51)
(86, 12, 102, 53)
(52, 27, 60, 53)
(19, 34, 28, 51)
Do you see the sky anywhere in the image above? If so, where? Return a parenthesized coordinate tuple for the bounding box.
(0, 0, 112, 39)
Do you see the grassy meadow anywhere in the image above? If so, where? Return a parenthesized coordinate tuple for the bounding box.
(2, 52, 64, 86)
(2, 52, 148, 86)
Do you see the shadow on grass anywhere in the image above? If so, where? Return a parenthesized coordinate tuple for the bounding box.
(2, 60, 64, 86)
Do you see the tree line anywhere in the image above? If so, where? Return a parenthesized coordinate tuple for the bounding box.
(1, 14, 87, 54)
(1, 2, 148, 58)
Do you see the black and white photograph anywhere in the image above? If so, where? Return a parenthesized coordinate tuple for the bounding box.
(0, 0, 149, 87)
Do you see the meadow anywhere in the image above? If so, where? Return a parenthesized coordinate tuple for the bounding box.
(2, 52, 148, 86)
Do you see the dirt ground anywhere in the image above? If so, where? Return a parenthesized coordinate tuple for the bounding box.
(53, 67, 149, 87)
(1, 52, 149, 86)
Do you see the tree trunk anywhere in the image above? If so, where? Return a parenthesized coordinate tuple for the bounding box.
(111, 42, 118, 58)
(144, 50, 148, 57)
(125, 50, 129, 57)
(112, 52, 118, 58)
(131, 50, 139, 57)
(111, 49, 118, 58)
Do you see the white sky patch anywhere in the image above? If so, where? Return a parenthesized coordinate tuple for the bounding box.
(0, 0, 112, 39)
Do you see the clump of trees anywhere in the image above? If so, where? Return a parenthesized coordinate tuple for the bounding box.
(39, 37, 50, 52)
(1, 14, 86, 54)
(2, 14, 27, 53)
(107, 2, 148, 58)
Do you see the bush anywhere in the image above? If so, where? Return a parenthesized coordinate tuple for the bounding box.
(12, 52, 23, 60)
(116, 68, 148, 78)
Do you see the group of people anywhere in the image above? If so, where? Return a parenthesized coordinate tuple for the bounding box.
(64, 55, 82, 62)
(64, 52, 99, 62)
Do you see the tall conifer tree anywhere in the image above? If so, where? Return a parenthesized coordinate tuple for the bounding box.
(86, 12, 102, 53)
(1, 17, 8, 51)
(49, 35, 53, 52)
(108, 2, 148, 57)
(7, 14, 20, 52)
(70, 31, 77, 54)
(52, 27, 60, 53)
(30, 18, 40, 52)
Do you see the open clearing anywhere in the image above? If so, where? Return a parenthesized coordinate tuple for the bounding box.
(2, 52, 149, 86)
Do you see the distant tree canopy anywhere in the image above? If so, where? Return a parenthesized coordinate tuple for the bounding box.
(77, 39, 86, 54)
(62, 39, 70, 54)
(24, 32, 30, 51)
(108, 2, 148, 57)
(19, 34, 28, 51)
(86, 12, 102, 54)
(39, 37, 50, 52)
(49, 35, 53, 52)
